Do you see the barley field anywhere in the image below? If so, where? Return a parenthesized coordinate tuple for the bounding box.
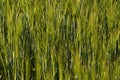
(0, 0, 120, 80)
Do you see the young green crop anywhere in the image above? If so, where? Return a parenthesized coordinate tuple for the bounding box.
(0, 0, 120, 80)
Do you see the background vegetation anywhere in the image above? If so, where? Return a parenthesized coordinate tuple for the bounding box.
(0, 0, 120, 80)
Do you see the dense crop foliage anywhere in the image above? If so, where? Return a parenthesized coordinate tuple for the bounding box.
(0, 0, 120, 80)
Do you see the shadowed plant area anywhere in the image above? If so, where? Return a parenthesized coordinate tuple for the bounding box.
(0, 0, 120, 80)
